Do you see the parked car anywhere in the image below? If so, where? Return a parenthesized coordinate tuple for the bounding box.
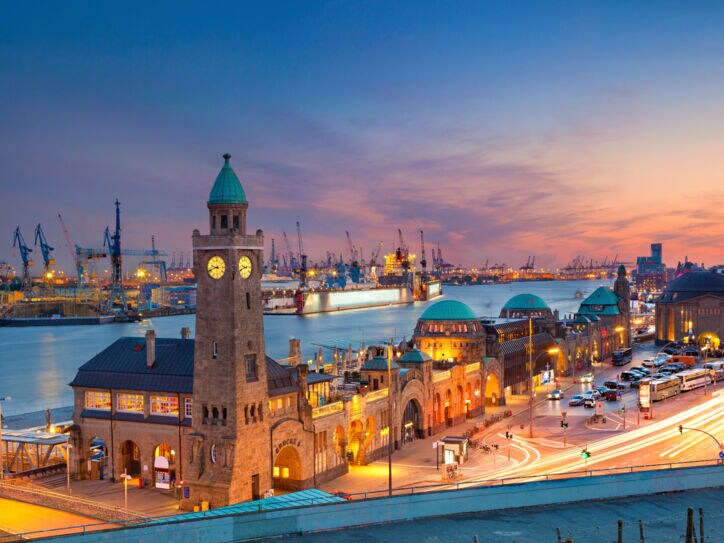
(621, 371, 644, 381)
(630, 366, 649, 374)
(580, 373, 594, 383)
(583, 397, 596, 408)
(568, 394, 585, 406)
(548, 389, 564, 400)
(642, 358, 657, 367)
(584, 389, 601, 399)
(604, 389, 621, 401)
(603, 380, 626, 390)
(630, 379, 643, 389)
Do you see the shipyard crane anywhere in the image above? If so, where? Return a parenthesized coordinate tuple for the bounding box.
(296, 221, 308, 288)
(520, 255, 535, 271)
(33, 223, 56, 292)
(419, 229, 427, 274)
(345, 230, 361, 283)
(12, 226, 34, 292)
(369, 241, 383, 266)
(282, 231, 297, 272)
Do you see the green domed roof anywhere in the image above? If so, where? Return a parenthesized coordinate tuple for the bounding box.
(419, 300, 477, 321)
(397, 348, 432, 364)
(502, 293, 550, 311)
(208, 153, 247, 205)
(361, 355, 399, 371)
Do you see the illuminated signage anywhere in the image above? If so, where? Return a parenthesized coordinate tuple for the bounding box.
(639, 381, 651, 408)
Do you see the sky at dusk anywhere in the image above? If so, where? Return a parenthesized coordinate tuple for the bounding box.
(1, 1, 723, 274)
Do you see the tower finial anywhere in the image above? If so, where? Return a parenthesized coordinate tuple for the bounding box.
(223, 153, 231, 162)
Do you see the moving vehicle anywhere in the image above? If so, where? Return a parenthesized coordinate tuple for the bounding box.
(646, 378, 681, 401)
(580, 373, 594, 383)
(703, 360, 724, 381)
(677, 368, 711, 391)
(603, 380, 626, 390)
(612, 347, 633, 366)
(583, 397, 596, 408)
(568, 395, 585, 406)
(671, 355, 696, 367)
(604, 389, 621, 401)
(548, 389, 564, 400)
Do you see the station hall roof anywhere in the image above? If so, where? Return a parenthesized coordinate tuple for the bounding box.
(658, 270, 724, 303)
(502, 293, 550, 311)
(419, 300, 477, 321)
(208, 153, 247, 205)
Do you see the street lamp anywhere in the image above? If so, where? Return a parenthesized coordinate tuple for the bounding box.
(65, 440, 73, 495)
(529, 347, 560, 438)
(121, 470, 132, 510)
(0, 396, 11, 481)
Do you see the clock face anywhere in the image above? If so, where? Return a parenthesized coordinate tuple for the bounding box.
(239, 255, 253, 279)
(207, 256, 226, 279)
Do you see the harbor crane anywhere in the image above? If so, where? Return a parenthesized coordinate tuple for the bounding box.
(34, 224, 56, 292)
(397, 229, 410, 270)
(102, 199, 167, 313)
(12, 226, 34, 293)
(296, 221, 308, 288)
(282, 231, 297, 272)
(520, 255, 535, 271)
(346, 230, 361, 283)
(419, 229, 427, 274)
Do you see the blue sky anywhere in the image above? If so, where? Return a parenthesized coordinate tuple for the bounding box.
(2, 1, 723, 274)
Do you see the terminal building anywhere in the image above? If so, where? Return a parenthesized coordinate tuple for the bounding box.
(66, 155, 631, 509)
(655, 270, 724, 350)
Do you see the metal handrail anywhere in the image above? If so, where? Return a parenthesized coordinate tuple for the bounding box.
(0, 459, 720, 541)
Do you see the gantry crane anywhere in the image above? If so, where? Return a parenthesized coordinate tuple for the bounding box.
(419, 229, 427, 275)
(33, 224, 56, 293)
(296, 221, 307, 288)
(346, 230, 361, 283)
(12, 226, 34, 293)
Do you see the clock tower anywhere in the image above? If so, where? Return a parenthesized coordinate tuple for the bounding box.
(182, 153, 271, 508)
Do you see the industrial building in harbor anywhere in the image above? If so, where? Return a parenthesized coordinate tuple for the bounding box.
(66, 155, 631, 509)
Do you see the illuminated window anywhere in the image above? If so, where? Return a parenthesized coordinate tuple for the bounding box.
(276, 398, 283, 409)
(268, 400, 274, 412)
(286, 397, 291, 407)
(273, 466, 280, 477)
(85, 391, 110, 410)
(117, 394, 144, 413)
(151, 395, 179, 416)
(282, 467, 289, 478)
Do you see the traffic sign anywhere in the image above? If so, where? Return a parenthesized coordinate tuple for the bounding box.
(719, 451, 724, 460)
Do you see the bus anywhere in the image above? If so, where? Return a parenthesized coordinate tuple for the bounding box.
(703, 360, 724, 381)
(678, 368, 711, 391)
(649, 378, 681, 401)
(612, 347, 633, 366)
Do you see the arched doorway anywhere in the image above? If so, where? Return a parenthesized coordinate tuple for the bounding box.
(444, 389, 452, 426)
(153, 443, 175, 489)
(273, 445, 302, 491)
(401, 399, 422, 444)
(363, 416, 376, 452)
(333, 425, 345, 459)
(347, 420, 364, 464)
(119, 440, 140, 477)
(88, 437, 107, 480)
(485, 372, 500, 405)
(698, 332, 720, 351)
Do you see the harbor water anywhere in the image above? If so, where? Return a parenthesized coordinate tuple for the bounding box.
(0, 280, 609, 415)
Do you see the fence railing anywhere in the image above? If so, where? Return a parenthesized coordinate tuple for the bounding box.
(364, 388, 388, 403)
(311, 401, 344, 419)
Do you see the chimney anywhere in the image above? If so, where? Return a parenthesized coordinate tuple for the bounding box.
(146, 329, 156, 368)
(288, 338, 301, 366)
(180, 327, 191, 340)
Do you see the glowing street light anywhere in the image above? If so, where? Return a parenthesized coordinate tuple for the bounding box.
(121, 470, 132, 510)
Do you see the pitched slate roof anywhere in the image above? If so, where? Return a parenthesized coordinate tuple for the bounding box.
(69, 337, 195, 393)
(69, 337, 298, 396)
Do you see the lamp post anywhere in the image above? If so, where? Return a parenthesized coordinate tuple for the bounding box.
(386, 339, 393, 497)
(65, 440, 73, 495)
(529, 347, 560, 438)
(121, 470, 132, 510)
(0, 396, 10, 481)
(560, 411, 568, 446)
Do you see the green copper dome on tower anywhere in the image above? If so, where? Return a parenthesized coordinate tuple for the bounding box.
(208, 153, 247, 205)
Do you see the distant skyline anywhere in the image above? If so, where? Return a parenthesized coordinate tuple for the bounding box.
(2, 1, 723, 274)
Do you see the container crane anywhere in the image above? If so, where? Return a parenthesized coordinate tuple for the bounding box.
(296, 221, 307, 288)
(282, 231, 297, 273)
(346, 230, 361, 283)
(34, 224, 56, 292)
(419, 229, 427, 274)
(12, 226, 34, 292)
